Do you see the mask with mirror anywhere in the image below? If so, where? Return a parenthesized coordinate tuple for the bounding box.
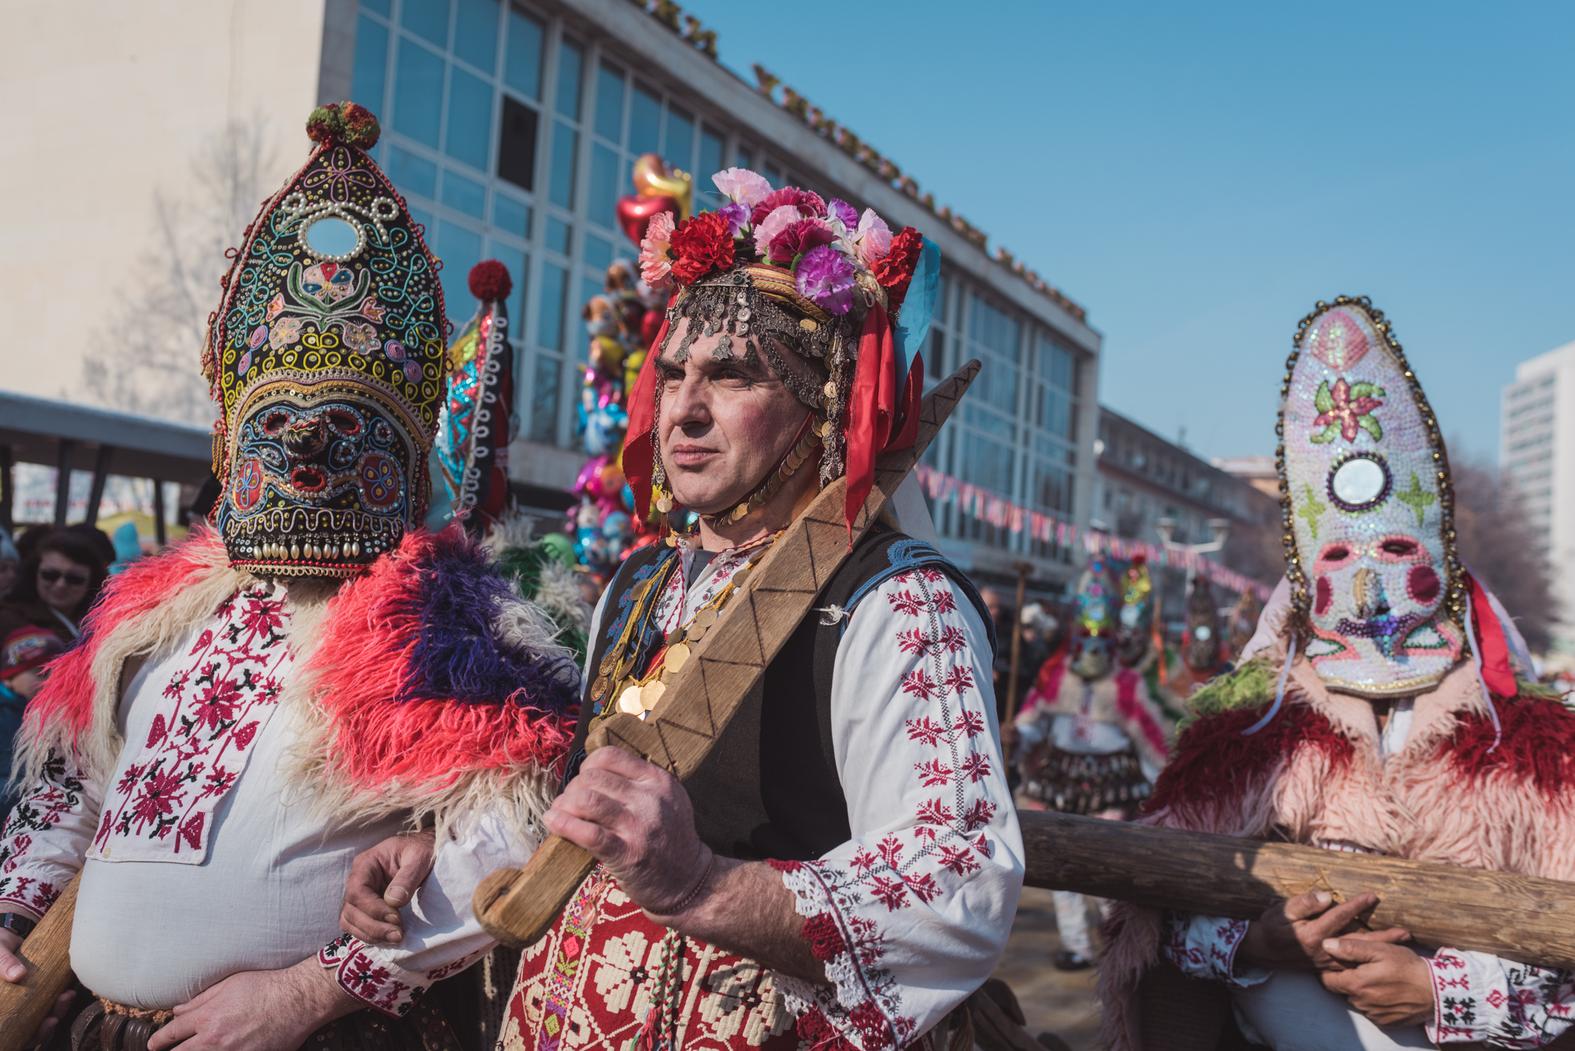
(1279, 297, 1464, 697)
(1070, 555, 1120, 682)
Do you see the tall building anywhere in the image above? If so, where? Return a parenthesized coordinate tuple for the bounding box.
(2, 0, 1101, 591)
(1501, 341, 1575, 655)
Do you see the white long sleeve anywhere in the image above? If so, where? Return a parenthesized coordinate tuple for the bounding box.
(770, 567, 1024, 1048)
(0, 749, 101, 918)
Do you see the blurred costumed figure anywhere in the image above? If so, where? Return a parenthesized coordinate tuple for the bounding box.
(569, 156, 693, 577)
(0, 104, 580, 1049)
(1223, 587, 1263, 666)
(433, 259, 591, 665)
(1013, 553, 1170, 971)
(1102, 297, 1574, 1050)
(1150, 574, 1231, 712)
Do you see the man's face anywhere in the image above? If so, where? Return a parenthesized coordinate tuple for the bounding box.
(656, 326, 812, 515)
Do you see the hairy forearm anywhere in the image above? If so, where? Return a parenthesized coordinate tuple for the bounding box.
(651, 857, 821, 982)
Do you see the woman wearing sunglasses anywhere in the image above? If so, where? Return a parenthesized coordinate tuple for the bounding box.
(3, 530, 107, 641)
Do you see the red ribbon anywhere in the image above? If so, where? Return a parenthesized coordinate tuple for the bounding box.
(621, 314, 671, 522)
(1468, 573, 1518, 700)
(843, 304, 922, 538)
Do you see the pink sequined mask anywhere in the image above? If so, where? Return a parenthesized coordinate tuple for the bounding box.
(1279, 298, 1463, 698)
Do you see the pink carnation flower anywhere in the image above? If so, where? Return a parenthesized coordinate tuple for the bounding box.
(752, 204, 806, 261)
(767, 219, 837, 267)
(711, 167, 772, 208)
(854, 209, 893, 268)
(639, 210, 676, 287)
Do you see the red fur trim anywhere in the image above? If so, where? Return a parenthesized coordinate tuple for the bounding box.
(23, 533, 222, 746)
(1145, 699, 1354, 819)
(1445, 696, 1575, 794)
(307, 529, 574, 794)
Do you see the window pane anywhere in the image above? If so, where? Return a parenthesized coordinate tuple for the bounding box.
(497, 96, 538, 191)
(528, 353, 562, 442)
(546, 216, 571, 256)
(588, 143, 621, 230)
(392, 39, 444, 148)
(493, 192, 531, 239)
(536, 262, 568, 350)
(699, 125, 723, 179)
(664, 104, 694, 171)
(400, 0, 450, 48)
(734, 143, 755, 169)
(549, 121, 577, 209)
(584, 233, 613, 271)
(761, 160, 783, 186)
(504, 8, 544, 99)
(434, 221, 483, 328)
(594, 63, 625, 142)
(408, 202, 433, 234)
(351, 16, 389, 117)
(444, 66, 493, 171)
(629, 83, 661, 155)
(556, 38, 584, 119)
(581, 274, 602, 314)
(453, 0, 498, 72)
(361, 0, 390, 15)
(441, 168, 486, 218)
(389, 144, 437, 200)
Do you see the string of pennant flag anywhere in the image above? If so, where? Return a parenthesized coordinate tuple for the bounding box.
(915, 465, 1274, 601)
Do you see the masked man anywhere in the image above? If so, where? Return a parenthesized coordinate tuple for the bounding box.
(0, 103, 580, 1051)
(345, 169, 1024, 1049)
(1100, 296, 1575, 1050)
(1153, 575, 1229, 705)
(1013, 555, 1170, 971)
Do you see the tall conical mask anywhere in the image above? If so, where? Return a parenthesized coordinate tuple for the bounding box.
(1070, 553, 1120, 681)
(1182, 575, 1221, 673)
(204, 103, 447, 576)
(432, 260, 517, 534)
(1115, 556, 1154, 667)
(1278, 296, 1463, 697)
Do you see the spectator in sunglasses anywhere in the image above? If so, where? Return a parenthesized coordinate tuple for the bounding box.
(1, 530, 108, 642)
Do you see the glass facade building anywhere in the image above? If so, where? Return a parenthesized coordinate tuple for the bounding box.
(346, 0, 1098, 587)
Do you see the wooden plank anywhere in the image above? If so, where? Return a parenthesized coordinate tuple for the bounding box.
(0, 876, 77, 1051)
(475, 362, 982, 947)
(1022, 811, 1575, 968)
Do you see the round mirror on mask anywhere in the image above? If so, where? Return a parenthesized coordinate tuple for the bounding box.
(303, 215, 363, 259)
(1329, 453, 1391, 512)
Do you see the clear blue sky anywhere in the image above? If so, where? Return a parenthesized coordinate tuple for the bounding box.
(682, 0, 1575, 464)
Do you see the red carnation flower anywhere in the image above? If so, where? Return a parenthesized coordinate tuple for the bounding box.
(749, 187, 827, 229)
(668, 211, 737, 285)
(872, 226, 924, 311)
(766, 219, 836, 267)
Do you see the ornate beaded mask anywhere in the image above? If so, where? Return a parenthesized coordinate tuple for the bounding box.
(1070, 555, 1120, 682)
(204, 103, 446, 576)
(1278, 297, 1463, 698)
(1182, 577, 1222, 673)
(1115, 558, 1155, 667)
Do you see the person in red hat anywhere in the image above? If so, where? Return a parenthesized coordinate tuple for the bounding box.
(0, 626, 65, 816)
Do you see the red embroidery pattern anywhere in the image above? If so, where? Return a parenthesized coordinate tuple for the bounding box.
(90, 585, 291, 859)
(320, 933, 418, 1018)
(0, 751, 86, 915)
(773, 570, 1001, 1049)
(1427, 948, 1575, 1046)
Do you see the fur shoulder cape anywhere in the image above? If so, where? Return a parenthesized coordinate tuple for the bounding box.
(17, 527, 580, 841)
(1097, 653, 1575, 1049)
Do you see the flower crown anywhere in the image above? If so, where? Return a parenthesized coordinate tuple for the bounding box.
(639, 167, 926, 319)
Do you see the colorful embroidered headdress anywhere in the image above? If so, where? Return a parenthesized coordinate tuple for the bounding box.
(203, 102, 446, 576)
(1070, 553, 1120, 681)
(432, 260, 516, 533)
(1277, 296, 1464, 697)
(623, 168, 938, 534)
(1115, 555, 1155, 667)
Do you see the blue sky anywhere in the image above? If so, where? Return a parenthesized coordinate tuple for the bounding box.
(682, 1, 1575, 464)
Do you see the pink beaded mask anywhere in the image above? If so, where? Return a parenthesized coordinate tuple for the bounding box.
(1278, 298, 1464, 698)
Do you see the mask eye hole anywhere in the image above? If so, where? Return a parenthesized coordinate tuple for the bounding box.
(261, 411, 290, 435)
(1381, 538, 1419, 557)
(325, 408, 361, 435)
(1319, 544, 1352, 565)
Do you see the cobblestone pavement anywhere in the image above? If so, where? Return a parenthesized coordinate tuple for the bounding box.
(990, 885, 1102, 1049)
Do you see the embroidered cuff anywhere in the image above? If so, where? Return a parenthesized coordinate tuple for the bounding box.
(1160, 913, 1269, 989)
(0, 875, 61, 921)
(318, 934, 427, 1019)
(1426, 948, 1489, 1043)
(768, 859, 909, 1051)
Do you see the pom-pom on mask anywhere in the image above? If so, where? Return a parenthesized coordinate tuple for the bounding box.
(1278, 296, 1463, 697)
(204, 102, 446, 576)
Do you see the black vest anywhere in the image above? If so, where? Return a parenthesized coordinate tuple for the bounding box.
(574, 527, 994, 862)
